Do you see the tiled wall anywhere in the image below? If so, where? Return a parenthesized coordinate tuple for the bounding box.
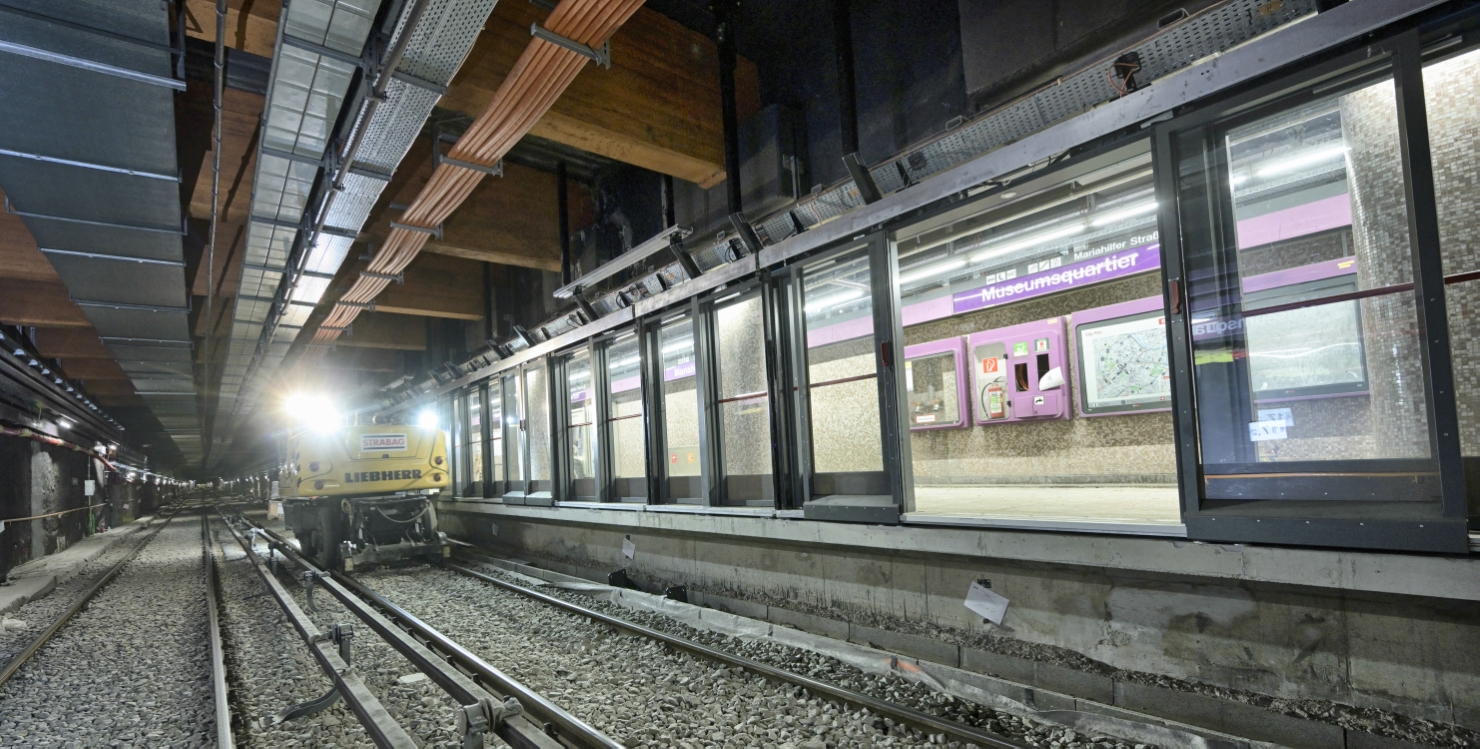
(901, 273, 1177, 483)
(1425, 49, 1480, 456)
(1344, 80, 1432, 459)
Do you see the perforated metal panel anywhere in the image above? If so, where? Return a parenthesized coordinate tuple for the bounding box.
(760, 0, 1319, 244)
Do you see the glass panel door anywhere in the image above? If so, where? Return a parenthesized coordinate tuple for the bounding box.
(800, 248, 886, 491)
(1161, 46, 1466, 551)
(659, 314, 703, 503)
(713, 292, 774, 505)
(488, 379, 504, 495)
(501, 372, 524, 497)
(565, 349, 597, 500)
(605, 330, 647, 502)
(524, 360, 553, 502)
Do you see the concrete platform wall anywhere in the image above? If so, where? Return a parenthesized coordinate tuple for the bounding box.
(0, 437, 90, 579)
(439, 502, 1480, 736)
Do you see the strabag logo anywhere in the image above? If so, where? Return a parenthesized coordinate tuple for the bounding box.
(361, 433, 408, 451)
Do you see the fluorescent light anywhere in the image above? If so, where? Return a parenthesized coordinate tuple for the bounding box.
(1090, 200, 1157, 227)
(661, 339, 692, 354)
(1255, 143, 1348, 179)
(805, 288, 865, 314)
(1229, 174, 1248, 187)
(969, 222, 1086, 264)
(898, 259, 967, 286)
(609, 355, 640, 369)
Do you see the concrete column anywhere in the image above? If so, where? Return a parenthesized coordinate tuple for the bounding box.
(1342, 82, 1431, 459)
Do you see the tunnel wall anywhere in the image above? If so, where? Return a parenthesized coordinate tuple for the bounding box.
(0, 436, 91, 580)
(439, 501, 1480, 739)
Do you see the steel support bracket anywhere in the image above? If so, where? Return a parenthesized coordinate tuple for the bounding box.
(301, 570, 320, 612)
(530, 23, 610, 69)
(360, 270, 405, 284)
(433, 134, 504, 177)
(571, 287, 600, 321)
(337, 299, 376, 312)
(456, 696, 524, 749)
(390, 220, 443, 240)
(668, 236, 703, 280)
(842, 152, 883, 204)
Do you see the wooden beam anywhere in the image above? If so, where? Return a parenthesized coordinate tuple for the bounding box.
(363, 156, 581, 274)
(331, 313, 427, 351)
(182, 0, 279, 58)
(80, 380, 137, 396)
(372, 253, 487, 321)
(32, 329, 112, 360)
(0, 280, 91, 328)
(59, 359, 133, 381)
(443, 4, 761, 185)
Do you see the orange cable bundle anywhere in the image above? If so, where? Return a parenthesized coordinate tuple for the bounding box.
(310, 0, 646, 349)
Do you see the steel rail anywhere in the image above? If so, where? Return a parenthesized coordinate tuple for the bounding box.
(441, 560, 1034, 749)
(218, 513, 417, 749)
(201, 513, 234, 748)
(0, 511, 178, 688)
(245, 524, 584, 749)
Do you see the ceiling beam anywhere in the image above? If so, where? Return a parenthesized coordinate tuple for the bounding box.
(443, 4, 761, 186)
(182, 0, 280, 58)
(374, 254, 488, 321)
(330, 313, 427, 351)
(0, 280, 91, 328)
(32, 329, 112, 360)
(59, 359, 134, 381)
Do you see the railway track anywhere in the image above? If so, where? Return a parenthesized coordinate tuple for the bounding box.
(235, 512, 1136, 749)
(0, 508, 233, 747)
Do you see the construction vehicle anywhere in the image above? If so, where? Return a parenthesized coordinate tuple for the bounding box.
(281, 422, 451, 570)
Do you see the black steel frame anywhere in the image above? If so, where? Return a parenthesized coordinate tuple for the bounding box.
(1153, 19, 1475, 552)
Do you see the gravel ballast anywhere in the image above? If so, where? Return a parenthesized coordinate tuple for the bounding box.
(361, 563, 1144, 749)
(0, 523, 156, 668)
(0, 516, 216, 748)
(213, 521, 378, 748)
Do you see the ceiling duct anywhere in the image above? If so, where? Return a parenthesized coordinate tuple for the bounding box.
(0, 1, 198, 462)
(210, 0, 498, 467)
(306, 0, 646, 350)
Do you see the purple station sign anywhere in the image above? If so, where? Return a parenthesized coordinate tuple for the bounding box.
(951, 244, 1161, 315)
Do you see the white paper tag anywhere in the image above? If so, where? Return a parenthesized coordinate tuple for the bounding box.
(84, 480, 96, 497)
(964, 580, 1009, 624)
(1248, 419, 1288, 442)
(621, 535, 636, 559)
(1257, 407, 1294, 427)
(488, 522, 498, 537)
(0, 521, 6, 534)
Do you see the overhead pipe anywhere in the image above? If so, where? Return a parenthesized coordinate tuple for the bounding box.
(201, 0, 226, 454)
(312, 0, 647, 344)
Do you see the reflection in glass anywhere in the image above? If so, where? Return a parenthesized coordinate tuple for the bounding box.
(1191, 74, 1429, 464)
(525, 362, 551, 483)
(894, 144, 1178, 524)
(488, 379, 504, 486)
(466, 390, 483, 493)
(503, 373, 524, 484)
(606, 332, 646, 491)
(906, 352, 960, 427)
(803, 251, 883, 474)
(566, 351, 595, 498)
(1424, 48, 1480, 459)
(660, 315, 702, 501)
(715, 294, 773, 502)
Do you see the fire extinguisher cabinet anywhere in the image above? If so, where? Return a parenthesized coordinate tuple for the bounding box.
(968, 317, 1071, 425)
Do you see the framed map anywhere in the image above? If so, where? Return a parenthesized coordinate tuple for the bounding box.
(1075, 309, 1172, 415)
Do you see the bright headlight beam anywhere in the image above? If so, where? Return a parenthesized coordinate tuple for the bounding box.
(1255, 143, 1348, 179)
(804, 287, 865, 314)
(1090, 200, 1158, 227)
(417, 410, 438, 429)
(898, 258, 967, 286)
(969, 222, 1086, 264)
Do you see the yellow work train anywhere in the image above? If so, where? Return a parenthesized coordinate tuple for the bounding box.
(281, 424, 451, 569)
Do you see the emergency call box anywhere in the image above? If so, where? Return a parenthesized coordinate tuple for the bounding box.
(968, 317, 1070, 425)
(903, 336, 969, 431)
